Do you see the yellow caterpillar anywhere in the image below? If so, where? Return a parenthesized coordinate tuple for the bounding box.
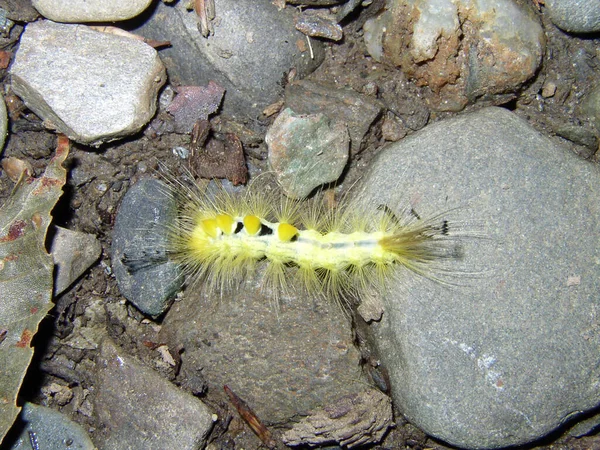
(165, 179, 464, 304)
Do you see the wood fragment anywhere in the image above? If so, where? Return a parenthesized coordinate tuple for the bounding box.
(195, 0, 215, 37)
(262, 100, 284, 118)
(224, 385, 277, 449)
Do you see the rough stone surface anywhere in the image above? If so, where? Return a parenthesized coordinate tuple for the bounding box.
(285, 80, 383, 155)
(50, 226, 102, 296)
(133, 0, 324, 122)
(10, 21, 166, 145)
(545, 0, 600, 33)
(32, 0, 153, 22)
(94, 338, 214, 450)
(159, 273, 365, 425)
(112, 178, 183, 318)
(8, 402, 94, 450)
(363, 0, 544, 111)
(282, 389, 393, 448)
(358, 107, 600, 449)
(579, 83, 600, 134)
(266, 108, 349, 198)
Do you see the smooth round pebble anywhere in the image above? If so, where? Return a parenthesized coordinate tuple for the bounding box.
(32, 0, 153, 22)
(111, 178, 183, 318)
(545, 0, 600, 33)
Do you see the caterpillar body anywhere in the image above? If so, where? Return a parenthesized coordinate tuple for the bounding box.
(164, 179, 464, 304)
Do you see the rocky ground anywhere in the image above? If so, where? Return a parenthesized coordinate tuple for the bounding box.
(1, 0, 600, 449)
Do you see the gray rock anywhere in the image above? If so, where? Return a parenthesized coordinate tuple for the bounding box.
(94, 338, 214, 450)
(8, 402, 94, 450)
(359, 107, 600, 448)
(10, 21, 166, 145)
(579, 83, 600, 133)
(112, 178, 183, 318)
(0, 1, 39, 22)
(159, 272, 365, 425)
(132, 0, 324, 122)
(553, 124, 598, 159)
(285, 80, 383, 155)
(363, 0, 544, 111)
(266, 108, 349, 198)
(32, 0, 153, 22)
(545, 0, 600, 33)
(50, 226, 102, 296)
(295, 10, 343, 41)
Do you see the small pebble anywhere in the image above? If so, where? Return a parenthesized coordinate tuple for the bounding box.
(285, 80, 383, 155)
(50, 226, 102, 296)
(266, 108, 349, 198)
(111, 178, 183, 318)
(541, 81, 557, 98)
(295, 11, 343, 41)
(7, 403, 94, 450)
(282, 389, 393, 448)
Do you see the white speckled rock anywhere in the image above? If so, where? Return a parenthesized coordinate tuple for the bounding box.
(545, 0, 600, 33)
(32, 0, 153, 22)
(360, 107, 600, 448)
(10, 21, 166, 145)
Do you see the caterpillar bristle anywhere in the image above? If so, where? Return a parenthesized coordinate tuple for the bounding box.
(156, 170, 472, 307)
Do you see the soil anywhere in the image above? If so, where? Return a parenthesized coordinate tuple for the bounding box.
(1, 2, 599, 449)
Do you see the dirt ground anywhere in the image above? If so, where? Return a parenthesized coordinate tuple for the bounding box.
(1, 3, 600, 449)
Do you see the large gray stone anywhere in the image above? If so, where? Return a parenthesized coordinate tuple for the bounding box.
(94, 338, 214, 449)
(160, 273, 365, 425)
(359, 107, 600, 448)
(545, 0, 600, 33)
(10, 21, 166, 145)
(133, 0, 324, 122)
